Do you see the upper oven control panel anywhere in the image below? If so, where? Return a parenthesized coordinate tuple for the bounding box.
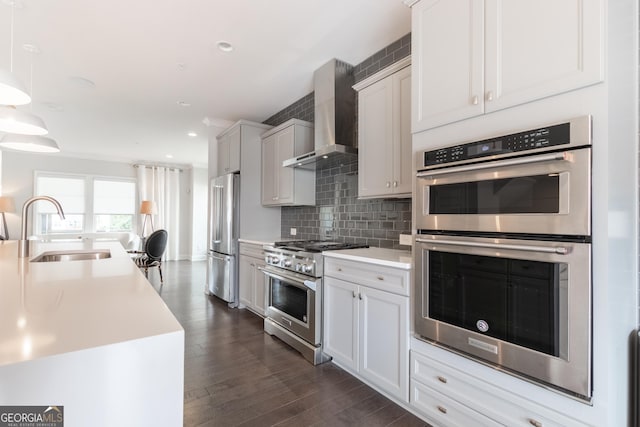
(420, 115, 591, 170)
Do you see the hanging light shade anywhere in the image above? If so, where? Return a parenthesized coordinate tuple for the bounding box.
(0, 105, 48, 135)
(0, 68, 31, 106)
(0, 133, 59, 153)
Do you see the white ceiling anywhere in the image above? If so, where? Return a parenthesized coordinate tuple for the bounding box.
(0, 0, 411, 168)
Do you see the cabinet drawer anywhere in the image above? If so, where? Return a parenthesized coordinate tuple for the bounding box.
(411, 350, 588, 427)
(411, 380, 500, 427)
(324, 257, 410, 296)
(239, 243, 265, 259)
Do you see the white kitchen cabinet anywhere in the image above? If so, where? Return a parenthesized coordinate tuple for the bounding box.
(261, 119, 315, 206)
(323, 256, 410, 402)
(354, 58, 412, 199)
(410, 0, 603, 132)
(410, 348, 590, 427)
(238, 242, 267, 316)
(217, 124, 241, 175)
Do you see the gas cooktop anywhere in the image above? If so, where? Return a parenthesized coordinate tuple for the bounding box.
(274, 240, 368, 253)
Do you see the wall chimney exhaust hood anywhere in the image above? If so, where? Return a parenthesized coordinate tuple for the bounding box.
(283, 59, 356, 169)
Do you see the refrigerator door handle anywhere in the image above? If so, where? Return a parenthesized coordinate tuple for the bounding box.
(208, 252, 229, 262)
(212, 185, 224, 244)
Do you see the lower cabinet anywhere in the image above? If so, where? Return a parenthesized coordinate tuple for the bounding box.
(410, 349, 590, 427)
(323, 257, 410, 402)
(238, 243, 267, 316)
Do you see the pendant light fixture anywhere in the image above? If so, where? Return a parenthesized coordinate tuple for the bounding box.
(0, 2, 48, 137)
(0, 133, 58, 152)
(0, 0, 31, 106)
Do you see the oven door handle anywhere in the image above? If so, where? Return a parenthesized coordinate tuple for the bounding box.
(416, 152, 570, 178)
(415, 238, 569, 255)
(258, 266, 317, 290)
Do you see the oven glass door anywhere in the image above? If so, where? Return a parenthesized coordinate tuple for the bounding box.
(260, 266, 318, 345)
(429, 250, 562, 356)
(271, 278, 308, 323)
(416, 147, 591, 236)
(414, 234, 592, 399)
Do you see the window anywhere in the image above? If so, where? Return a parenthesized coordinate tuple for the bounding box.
(35, 173, 136, 235)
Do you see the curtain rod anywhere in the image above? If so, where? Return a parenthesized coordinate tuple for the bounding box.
(133, 163, 184, 172)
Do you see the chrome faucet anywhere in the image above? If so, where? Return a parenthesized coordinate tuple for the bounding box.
(18, 196, 65, 258)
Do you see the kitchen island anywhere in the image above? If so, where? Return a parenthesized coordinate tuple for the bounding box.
(0, 240, 184, 427)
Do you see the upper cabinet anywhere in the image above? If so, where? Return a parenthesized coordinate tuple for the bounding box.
(411, 0, 604, 132)
(261, 119, 315, 207)
(217, 124, 241, 175)
(354, 58, 412, 199)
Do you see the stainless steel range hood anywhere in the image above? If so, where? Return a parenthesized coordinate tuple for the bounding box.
(283, 59, 356, 169)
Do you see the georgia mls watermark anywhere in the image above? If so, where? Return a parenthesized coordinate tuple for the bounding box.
(0, 406, 63, 427)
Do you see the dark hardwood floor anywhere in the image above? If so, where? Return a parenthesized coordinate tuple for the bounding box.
(153, 260, 430, 427)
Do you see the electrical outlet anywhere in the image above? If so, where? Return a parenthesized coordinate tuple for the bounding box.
(399, 234, 412, 246)
(290, 228, 297, 236)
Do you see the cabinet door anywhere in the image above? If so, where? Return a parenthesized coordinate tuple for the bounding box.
(359, 286, 409, 402)
(261, 134, 278, 206)
(412, 0, 484, 132)
(276, 126, 295, 204)
(217, 136, 230, 176)
(226, 125, 241, 173)
(254, 261, 267, 316)
(392, 66, 412, 195)
(484, 0, 603, 113)
(323, 277, 359, 371)
(358, 75, 394, 198)
(238, 255, 254, 308)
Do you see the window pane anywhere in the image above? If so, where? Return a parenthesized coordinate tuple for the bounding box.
(37, 214, 84, 234)
(94, 180, 135, 214)
(36, 176, 85, 213)
(95, 214, 134, 232)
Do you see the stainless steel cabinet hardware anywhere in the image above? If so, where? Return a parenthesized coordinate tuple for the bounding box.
(528, 419, 543, 427)
(472, 95, 479, 105)
(437, 406, 447, 414)
(415, 238, 568, 255)
(437, 375, 447, 384)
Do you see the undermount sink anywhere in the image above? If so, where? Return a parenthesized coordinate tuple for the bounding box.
(30, 249, 112, 263)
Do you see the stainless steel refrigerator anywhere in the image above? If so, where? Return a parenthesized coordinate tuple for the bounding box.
(206, 173, 239, 306)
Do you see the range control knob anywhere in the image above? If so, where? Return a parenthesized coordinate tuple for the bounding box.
(283, 259, 292, 268)
(303, 264, 313, 274)
(295, 263, 302, 272)
(270, 257, 280, 264)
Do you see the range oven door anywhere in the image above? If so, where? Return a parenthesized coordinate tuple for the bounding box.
(260, 265, 320, 346)
(416, 147, 591, 236)
(414, 233, 592, 399)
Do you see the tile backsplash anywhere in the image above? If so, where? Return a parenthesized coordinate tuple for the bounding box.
(280, 158, 411, 249)
(263, 33, 413, 249)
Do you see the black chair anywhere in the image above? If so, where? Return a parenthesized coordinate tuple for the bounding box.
(134, 229, 168, 284)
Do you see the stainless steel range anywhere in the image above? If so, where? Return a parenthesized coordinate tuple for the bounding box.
(260, 240, 367, 365)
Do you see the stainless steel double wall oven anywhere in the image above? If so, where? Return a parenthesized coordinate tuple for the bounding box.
(414, 116, 593, 400)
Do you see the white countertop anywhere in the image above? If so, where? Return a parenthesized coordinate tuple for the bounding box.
(322, 247, 412, 269)
(238, 236, 288, 246)
(0, 240, 183, 367)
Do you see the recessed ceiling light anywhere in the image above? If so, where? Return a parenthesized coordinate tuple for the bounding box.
(188, 132, 197, 137)
(216, 41, 233, 52)
(69, 76, 96, 89)
(177, 101, 191, 107)
(42, 102, 64, 112)
(165, 154, 174, 159)
(22, 43, 40, 54)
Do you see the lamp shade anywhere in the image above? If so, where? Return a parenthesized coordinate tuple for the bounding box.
(0, 105, 48, 135)
(0, 196, 14, 213)
(0, 68, 31, 106)
(139, 200, 157, 215)
(0, 133, 59, 153)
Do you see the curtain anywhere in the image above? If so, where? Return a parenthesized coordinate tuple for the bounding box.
(136, 165, 181, 260)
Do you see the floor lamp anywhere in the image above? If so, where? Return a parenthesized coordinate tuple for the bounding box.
(0, 196, 15, 240)
(140, 200, 157, 238)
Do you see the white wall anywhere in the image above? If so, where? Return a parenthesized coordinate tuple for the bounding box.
(0, 151, 198, 260)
